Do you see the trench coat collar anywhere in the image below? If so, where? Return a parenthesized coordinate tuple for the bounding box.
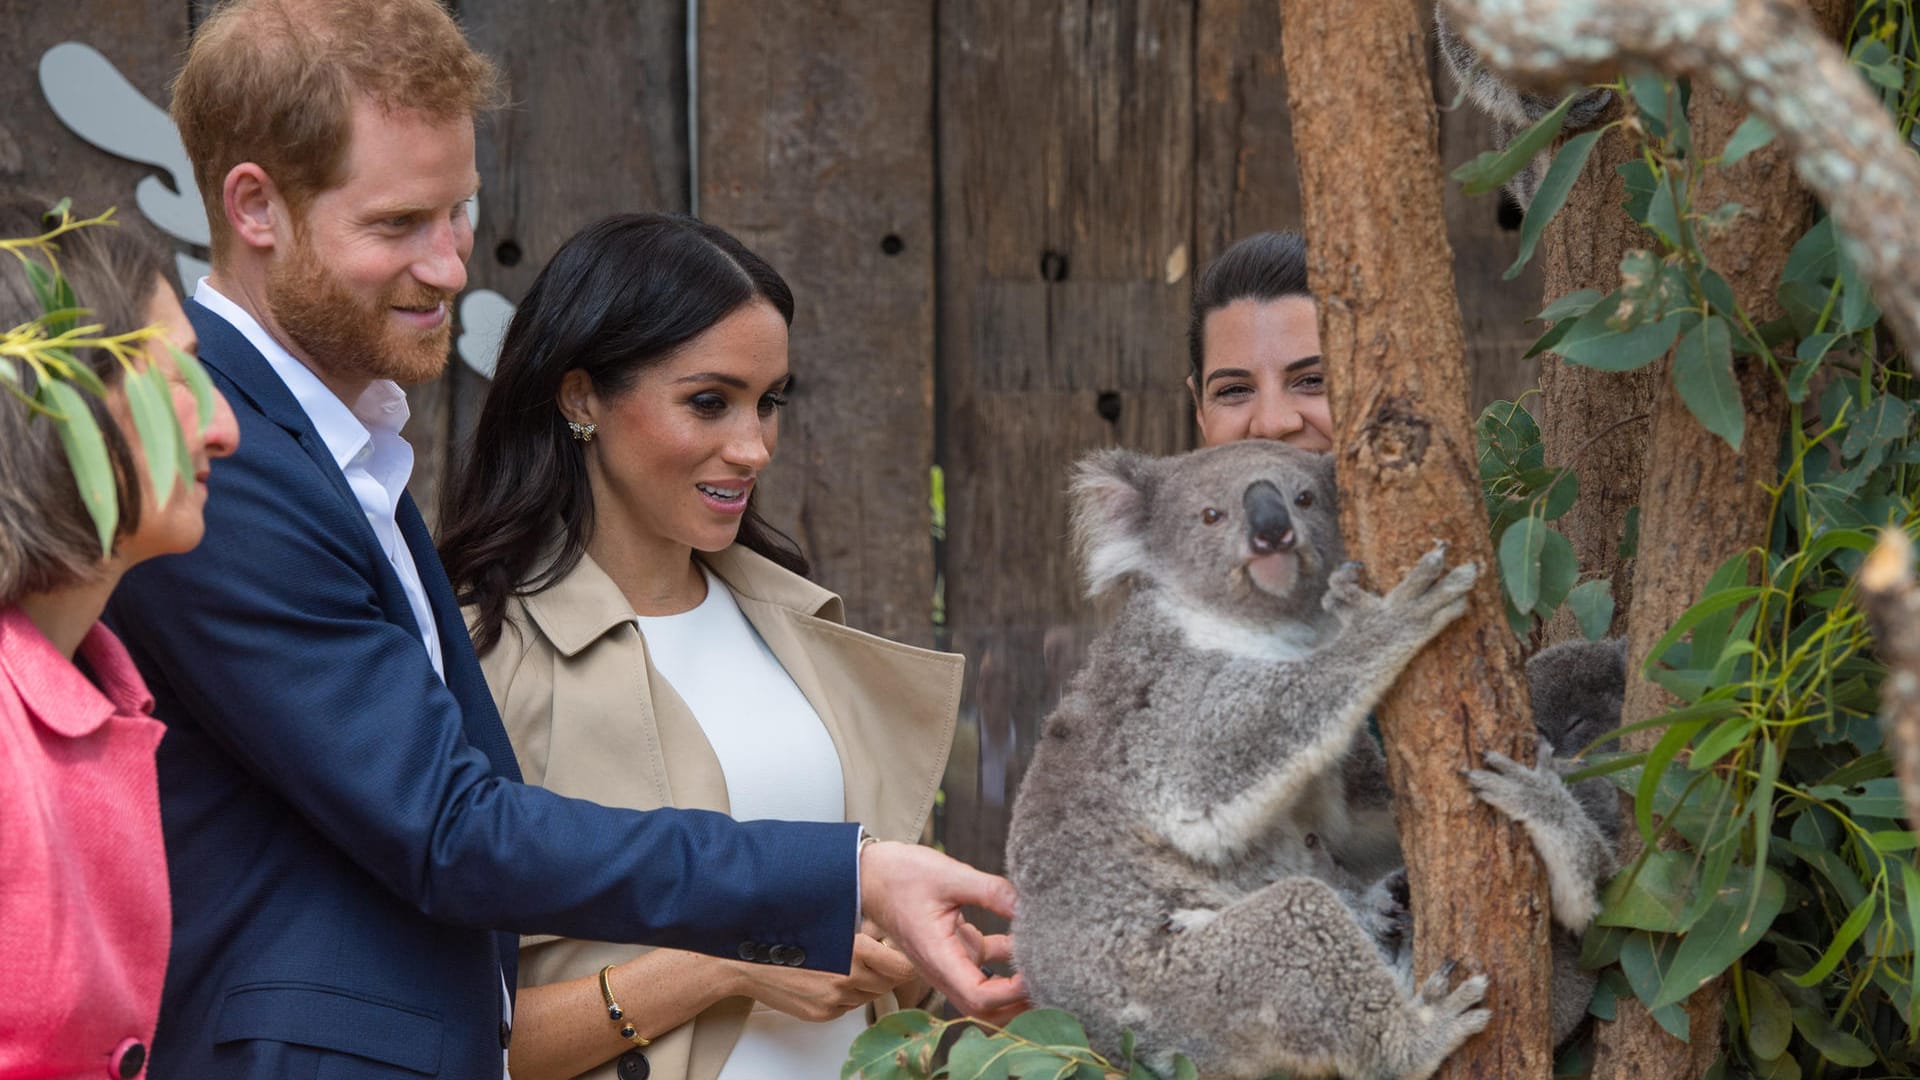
(521, 545, 842, 657)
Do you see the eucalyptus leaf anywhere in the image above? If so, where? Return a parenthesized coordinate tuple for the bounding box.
(1743, 967, 1793, 1060)
(1648, 865, 1784, 1007)
(1788, 1005, 1876, 1067)
(1598, 849, 1694, 931)
(1751, 1051, 1802, 1080)
(1554, 299, 1691, 372)
(1004, 1010, 1090, 1050)
(1787, 893, 1873, 986)
(842, 1009, 936, 1080)
(1536, 289, 1605, 323)
(1671, 315, 1743, 449)
(124, 364, 181, 510)
(1722, 113, 1776, 165)
(1567, 579, 1615, 640)
(1840, 394, 1911, 461)
(1782, 216, 1837, 288)
(1645, 172, 1686, 246)
(1505, 128, 1604, 280)
(1536, 527, 1578, 615)
(1499, 515, 1547, 614)
(168, 343, 218, 432)
(1455, 91, 1578, 194)
(1619, 159, 1658, 222)
(42, 378, 117, 553)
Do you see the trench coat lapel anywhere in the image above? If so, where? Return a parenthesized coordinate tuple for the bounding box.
(702, 547, 963, 845)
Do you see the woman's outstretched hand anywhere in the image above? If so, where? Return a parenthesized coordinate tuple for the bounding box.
(857, 840, 1029, 1019)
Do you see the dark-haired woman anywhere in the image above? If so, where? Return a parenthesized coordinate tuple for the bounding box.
(1186, 230, 1331, 449)
(0, 201, 239, 1079)
(438, 213, 957, 1080)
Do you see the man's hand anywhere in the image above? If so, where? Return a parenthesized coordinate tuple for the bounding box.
(859, 840, 1029, 1018)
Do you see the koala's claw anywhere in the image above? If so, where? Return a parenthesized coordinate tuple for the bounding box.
(1324, 560, 1377, 615)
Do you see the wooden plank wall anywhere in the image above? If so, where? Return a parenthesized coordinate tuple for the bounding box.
(1, 0, 1541, 881)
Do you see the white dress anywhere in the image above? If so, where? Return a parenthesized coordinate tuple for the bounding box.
(632, 567, 863, 1078)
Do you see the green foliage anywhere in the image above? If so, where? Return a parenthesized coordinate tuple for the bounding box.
(1471, 4, 1920, 1073)
(840, 1010, 1198, 1080)
(0, 203, 216, 554)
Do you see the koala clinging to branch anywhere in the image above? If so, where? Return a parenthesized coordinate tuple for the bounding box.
(1433, 1, 1614, 210)
(1006, 440, 1490, 1080)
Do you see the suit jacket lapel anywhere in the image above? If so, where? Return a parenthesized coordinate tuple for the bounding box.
(398, 495, 523, 785)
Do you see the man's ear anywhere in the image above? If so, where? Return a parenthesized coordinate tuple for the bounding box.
(223, 163, 282, 253)
(1070, 448, 1159, 597)
(556, 369, 598, 427)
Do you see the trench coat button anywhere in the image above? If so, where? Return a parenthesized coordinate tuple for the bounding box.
(500, 1019, 512, 1048)
(617, 1048, 651, 1079)
(110, 1039, 147, 1078)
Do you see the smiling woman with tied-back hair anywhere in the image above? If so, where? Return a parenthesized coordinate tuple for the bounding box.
(438, 212, 968, 1080)
(1187, 230, 1333, 451)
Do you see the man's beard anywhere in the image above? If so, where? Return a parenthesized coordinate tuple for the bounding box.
(267, 237, 453, 388)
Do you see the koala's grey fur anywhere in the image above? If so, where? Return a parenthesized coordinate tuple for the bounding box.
(1432, 2, 1614, 209)
(1007, 440, 1489, 1080)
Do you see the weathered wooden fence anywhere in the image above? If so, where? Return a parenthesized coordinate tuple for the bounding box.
(2, 0, 1541, 884)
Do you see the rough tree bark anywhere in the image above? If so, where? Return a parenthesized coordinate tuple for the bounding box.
(1439, 0, 1906, 1074)
(1861, 529, 1920, 831)
(1278, 2, 1556, 1076)
(1538, 114, 1655, 645)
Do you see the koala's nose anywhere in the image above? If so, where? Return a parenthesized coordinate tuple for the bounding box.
(1243, 480, 1296, 554)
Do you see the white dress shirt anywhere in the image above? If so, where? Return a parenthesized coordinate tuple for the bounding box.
(193, 280, 445, 678)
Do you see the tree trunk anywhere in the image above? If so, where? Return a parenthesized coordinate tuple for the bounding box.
(1438, 0, 1865, 1073)
(1538, 115, 1654, 645)
(1860, 530, 1920, 830)
(1278, 3, 1556, 1077)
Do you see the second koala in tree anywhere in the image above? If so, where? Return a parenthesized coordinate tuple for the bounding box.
(1006, 440, 1489, 1080)
(1432, 1, 1614, 209)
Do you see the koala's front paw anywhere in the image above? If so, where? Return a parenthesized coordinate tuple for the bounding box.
(1355, 870, 1413, 973)
(1323, 560, 1378, 616)
(1465, 743, 1562, 826)
(1380, 542, 1478, 640)
(1393, 966, 1492, 1080)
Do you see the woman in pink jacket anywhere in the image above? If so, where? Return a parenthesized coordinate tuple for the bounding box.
(0, 201, 238, 1080)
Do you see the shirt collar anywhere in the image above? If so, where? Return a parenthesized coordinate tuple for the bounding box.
(1, 607, 153, 738)
(193, 279, 411, 470)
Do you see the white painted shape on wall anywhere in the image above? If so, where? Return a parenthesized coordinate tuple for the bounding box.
(40, 42, 209, 246)
(457, 289, 514, 379)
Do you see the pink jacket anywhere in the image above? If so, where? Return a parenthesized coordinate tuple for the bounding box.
(0, 607, 169, 1080)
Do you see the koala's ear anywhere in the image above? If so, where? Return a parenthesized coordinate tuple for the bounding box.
(1070, 448, 1160, 598)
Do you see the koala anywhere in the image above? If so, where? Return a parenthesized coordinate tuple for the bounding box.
(1432, 2, 1614, 210)
(1304, 639, 1626, 1052)
(1006, 440, 1490, 1080)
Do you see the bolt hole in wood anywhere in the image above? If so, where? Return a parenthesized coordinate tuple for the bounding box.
(495, 240, 522, 267)
(1096, 391, 1122, 424)
(1039, 249, 1070, 282)
(880, 234, 904, 256)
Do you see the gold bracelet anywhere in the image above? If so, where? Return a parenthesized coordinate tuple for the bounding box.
(597, 964, 651, 1047)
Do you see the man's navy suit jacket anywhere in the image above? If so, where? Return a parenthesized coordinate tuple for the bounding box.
(105, 301, 859, 1079)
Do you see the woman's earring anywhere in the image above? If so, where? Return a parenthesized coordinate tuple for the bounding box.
(567, 420, 597, 443)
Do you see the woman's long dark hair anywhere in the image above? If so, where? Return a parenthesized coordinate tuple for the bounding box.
(439, 212, 808, 655)
(1187, 230, 1310, 383)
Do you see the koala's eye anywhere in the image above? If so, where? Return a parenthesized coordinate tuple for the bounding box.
(1305, 832, 1320, 849)
(1294, 491, 1315, 509)
(1201, 507, 1225, 526)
